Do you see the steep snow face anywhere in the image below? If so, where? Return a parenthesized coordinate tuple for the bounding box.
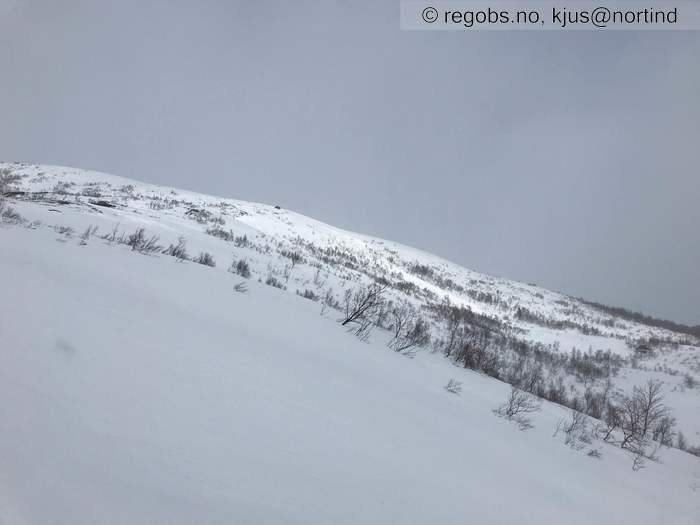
(1, 225, 699, 525)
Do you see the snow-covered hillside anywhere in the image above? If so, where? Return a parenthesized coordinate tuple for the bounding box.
(3, 163, 697, 345)
(1, 162, 699, 523)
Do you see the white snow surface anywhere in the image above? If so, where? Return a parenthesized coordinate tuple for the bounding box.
(1, 162, 700, 523)
(1, 226, 699, 524)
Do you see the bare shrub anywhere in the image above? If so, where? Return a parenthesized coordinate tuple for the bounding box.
(599, 402, 622, 443)
(342, 283, 386, 326)
(587, 448, 602, 459)
(163, 237, 189, 261)
(675, 434, 700, 457)
(313, 267, 325, 287)
(341, 283, 387, 340)
(194, 252, 216, 267)
(81, 187, 101, 197)
(0, 170, 22, 194)
(677, 430, 687, 451)
(0, 199, 23, 224)
(234, 234, 250, 248)
(79, 225, 99, 244)
(233, 281, 248, 293)
(185, 208, 212, 224)
(409, 262, 434, 278)
(494, 387, 541, 430)
(280, 249, 304, 268)
(632, 452, 646, 471)
(596, 380, 678, 468)
(119, 184, 135, 195)
(682, 374, 697, 389)
(444, 379, 462, 395)
(149, 199, 166, 210)
(619, 380, 674, 455)
(101, 224, 120, 243)
(652, 414, 676, 448)
(387, 300, 431, 354)
(554, 410, 591, 450)
(266, 275, 284, 288)
(265, 275, 285, 289)
(206, 226, 236, 242)
(52, 181, 73, 195)
(297, 289, 318, 301)
(230, 258, 251, 278)
(320, 287, 340, 316)
(54, 225, 75, 237)
(126, 228, 163, 254)
(440, 305, 467, 358)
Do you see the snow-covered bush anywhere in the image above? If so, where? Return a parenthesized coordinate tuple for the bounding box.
(265, 276, 284, 289)
(79, 225, 99, 244)
(126, 228, 163, 254)
(230, 258, 251, 278)
(280, 249, 304, 268)
(234, 234, 250, 248)
(296, 289, 318, 301)
(163, 237, 189, 261)
(54, 225, 74, 237)
(194, 252, 216, 267)
(206, 226, 235, 242)
(0, 169, 22, 194)
(0, 198, 23, 224)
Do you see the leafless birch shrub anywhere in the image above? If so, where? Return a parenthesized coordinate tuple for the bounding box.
(619, 380, 674, 456)
(387, 300, 431, 354)
(494, 386, 541, 430)
(554, 410, 591, 450)
(341, 283, 387, 340)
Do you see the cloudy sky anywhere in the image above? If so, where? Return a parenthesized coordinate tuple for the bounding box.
(1, 0, 698, 324)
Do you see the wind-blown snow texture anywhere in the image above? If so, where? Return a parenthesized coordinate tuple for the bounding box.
(1, 163, 699, 523)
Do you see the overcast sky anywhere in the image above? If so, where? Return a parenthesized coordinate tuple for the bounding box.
(1, 1, 698, 324)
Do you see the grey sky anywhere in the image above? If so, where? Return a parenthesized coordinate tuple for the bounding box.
(1, 1, 698, 324)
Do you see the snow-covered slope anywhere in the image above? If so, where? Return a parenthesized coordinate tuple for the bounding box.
(3, 163, 697, 345)
(1, 162, 700, 523)
(1, 224, 699, 524)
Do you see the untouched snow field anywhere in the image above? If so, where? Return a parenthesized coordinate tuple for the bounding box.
(1, 225, 699, 524)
